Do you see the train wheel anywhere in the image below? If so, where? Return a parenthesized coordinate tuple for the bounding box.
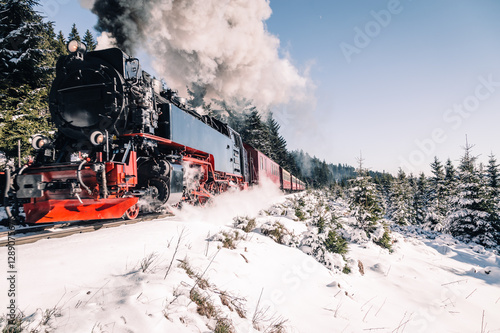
(123, 203, 139, 220)
(148, 178, 170, 203)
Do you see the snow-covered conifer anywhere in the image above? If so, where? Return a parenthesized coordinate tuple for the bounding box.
(447, 142, 495, 247)
(0, 0, 56, 159)
(425, 157, 447, 230)
(387, 169, 414, 225)
(413, 172, 428, 225)
(0, 0, 52, 89)
(485, 154, 500, 245)
(347, 157, 384, 234)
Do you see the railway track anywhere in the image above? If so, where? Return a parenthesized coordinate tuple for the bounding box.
(0, 212, 175, 247)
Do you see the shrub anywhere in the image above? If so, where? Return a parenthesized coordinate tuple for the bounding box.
(316, 216, 326, 234)
(214, 317, 234, 333)
(330, 214, 342, 230)
(342, 265, 351, 274)
(190, 289, 217, 318)
(242, 218, 256, 233)
(221, 231, 241, 249)
(324, 230, 348, 255)
(295, 207, 306, 221)
(234, 216, 257, 233)
(1, 311, 26, 333)
(374, 229, 393, 253)
(210, 230, 245, 250)
(262, 222, 289, 244)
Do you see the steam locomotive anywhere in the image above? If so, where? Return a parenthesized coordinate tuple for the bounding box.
(2, 40, 305, 224)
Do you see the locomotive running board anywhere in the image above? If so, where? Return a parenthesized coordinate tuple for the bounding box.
(23, 197, 139, 224)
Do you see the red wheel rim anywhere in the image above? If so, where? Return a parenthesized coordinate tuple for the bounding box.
(124, 204, 139, 220)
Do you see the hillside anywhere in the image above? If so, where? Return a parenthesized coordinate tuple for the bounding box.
(1, 183, 500, 332)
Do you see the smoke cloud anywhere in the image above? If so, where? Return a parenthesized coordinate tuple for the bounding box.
(83, 0, 311, 109)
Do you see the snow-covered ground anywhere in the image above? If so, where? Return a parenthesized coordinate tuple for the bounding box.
(1, 183, 500, 332)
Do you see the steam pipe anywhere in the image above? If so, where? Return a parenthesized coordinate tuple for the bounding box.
(101, 167, 108, 199)
(77, 159, 93, 195)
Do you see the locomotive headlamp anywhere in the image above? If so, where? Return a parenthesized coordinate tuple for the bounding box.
(90, 131, 105, 146)
(67, 40, 86, 54)
(31, 134, 51, 150)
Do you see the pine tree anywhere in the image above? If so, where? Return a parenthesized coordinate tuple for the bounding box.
(39, 21, 59, 82)
(425, 157, 447, 230)
(347, 157, 384, 234)
(266, 114, 288, 167)
(239, 109, 270, 154)
(0, 0, 56, 160)
(68, 23, 81, 42)
(447, 142, 494, 246)
(387, 168, 414, 225)
(55, 30, 67, 56)
(0, 86, 52, 159)
(485, 154, 500, 245)
(444, 158, 458, 199)
(83, 29, 97, 51)
(0, 0, 52, 89)
(413, 172, 428, 224)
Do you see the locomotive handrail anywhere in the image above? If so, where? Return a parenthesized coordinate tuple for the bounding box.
(57, 82, 107, 92)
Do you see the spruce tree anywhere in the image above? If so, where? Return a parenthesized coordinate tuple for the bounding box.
(444, 158, 458, 200)
(266, 114, 288, 166)
(83, 29, 97, 51)
(55, 30, 67, 56)
(68, 23, 81, 42)
(0, 0, 56, 160)
(447, 142, 494, 246)
(347, 157, 384, 234)
(413, 172, 428, 225)
(485, 154, 500, 245)
(425, 157, 447, 230)
(239, 109, 270, 154)
(0, 0, 51, 89)
(387, 168, 414, 225)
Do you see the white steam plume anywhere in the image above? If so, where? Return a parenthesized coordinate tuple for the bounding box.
(95, 32, 117, 50)
(83, 0, 312, 109)
(174, 177, 284, 226)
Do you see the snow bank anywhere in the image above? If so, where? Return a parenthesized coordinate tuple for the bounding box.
(1, 189, 500, 332)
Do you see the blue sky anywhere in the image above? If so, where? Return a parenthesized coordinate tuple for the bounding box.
(37, 0, 500, 175)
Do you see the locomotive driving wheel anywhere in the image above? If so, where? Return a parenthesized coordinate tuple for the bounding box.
(146, 178, 170, 203)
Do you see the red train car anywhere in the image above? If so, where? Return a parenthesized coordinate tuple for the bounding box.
(280, 168, 292, 191)
(244, 144, 280, 187)
(291, 175, 297, 191)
